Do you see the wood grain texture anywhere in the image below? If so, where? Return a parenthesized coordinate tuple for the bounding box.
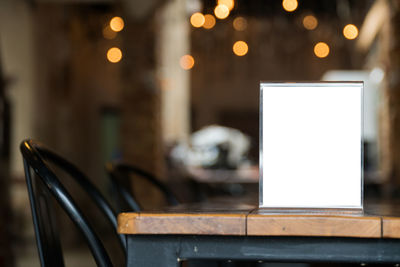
(247, 214, 381, 238)
(117, 199, 400, 238)
(382, 217, 400, 238)
(118, 212, 247, 235)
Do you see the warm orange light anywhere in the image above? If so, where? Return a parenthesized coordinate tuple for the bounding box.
(110, 16, 124, 32)
(282, 0, 298, 12)
(233, 17, 247, 31)
(103, 25, 117, 39)
(180, 55, 195, 70)
(343, 24, 358, 40)
(203, 14, 216, 29)
(303, 15, 318, 30)
(214, 4, 230, 19)
(314, 42, 330, 58)
(233, 41, 248, 56)
(218, 0, 234, 11)
(107, 47, 122, 63)
(190, 12, 205, 28)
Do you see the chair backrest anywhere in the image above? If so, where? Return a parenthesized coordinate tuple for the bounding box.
(20, 139, 125, 267)
(106, 162, 180, 212)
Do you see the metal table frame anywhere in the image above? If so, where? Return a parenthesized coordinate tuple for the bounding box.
(126, 235, 400, 266)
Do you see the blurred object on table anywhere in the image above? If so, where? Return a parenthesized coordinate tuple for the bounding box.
(169, 125, 257, 199)
(170, 125, 251, 170)
(186, 165, 258, 184)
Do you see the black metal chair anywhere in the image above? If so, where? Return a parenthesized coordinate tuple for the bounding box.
(105, 162, 180, 212)
(20, 139, 125, 267)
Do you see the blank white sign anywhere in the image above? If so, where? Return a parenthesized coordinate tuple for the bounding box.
(260, 82, 363, 209)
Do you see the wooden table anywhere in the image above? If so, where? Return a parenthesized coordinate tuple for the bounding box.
(118, 199, 400, 266)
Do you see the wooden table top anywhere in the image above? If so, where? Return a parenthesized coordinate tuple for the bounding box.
(118, 198, 400, 238)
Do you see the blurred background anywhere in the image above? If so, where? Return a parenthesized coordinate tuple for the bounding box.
(0, 0, 399, 266)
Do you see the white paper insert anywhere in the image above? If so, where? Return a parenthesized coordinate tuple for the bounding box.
(260, 83, 362, 209)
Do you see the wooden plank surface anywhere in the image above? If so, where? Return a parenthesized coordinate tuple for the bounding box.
(118, 212, 247, 235)
(247, 212, 381, 238)
(118, 197, 254, 235)
(118, 198, 400, 238)
(383, 217, 400, 238)
(366, 200, 400, 238)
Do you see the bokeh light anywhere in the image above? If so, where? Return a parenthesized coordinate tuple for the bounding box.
(103, 26, 117, 39)
(203, 14, 216, 29)
(370, 67, 385, 84)
(190, 12, 205, 28)
(282, 0, 298, 12)
(303, 15, 318, 30)
(180, 55, 195, 70)
(107, 47, 122, 63)
(343, 24, 359, 40)
(109, 16, 124, 32)
(314, 42, 330, 58)
(218, 0, 234, 11)
(214, 4, 230, 19)
(233, 41, 248, 56)
(233, 17, 247, 31)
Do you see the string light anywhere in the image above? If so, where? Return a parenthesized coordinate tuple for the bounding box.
(180, 55, 195, 70)
(233, 41, 248, 56)
(314, 42, 329, 58)
(233, 17, 247, 31)
(343, 24, 358, 40)
(190, 12, 205, 28)
(203, 14, 216, 29)
(103, 26, 117, 39)
(282, 0, 298, 12)
(107, 47, 122, 63)
(218, 0, 234, 11)
(214, 4, 230, 19)
(109, 17, 124, 32)
(303, 15, 318, 30)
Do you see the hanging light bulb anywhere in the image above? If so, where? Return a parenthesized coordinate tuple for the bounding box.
(233, 41, 249, 56)
(343, 24, 359, 40)
(109, 16, 124, 32)
(314, 42, 330, 58)
(214, 4, 230, 19)
(107, 47, 123, 63)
